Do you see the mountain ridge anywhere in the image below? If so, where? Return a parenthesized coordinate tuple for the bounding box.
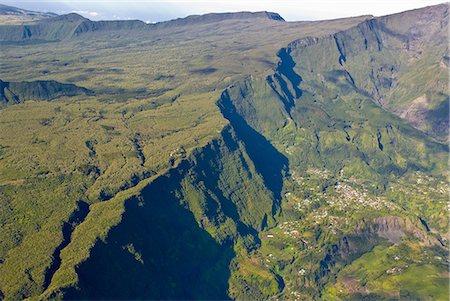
(0, 6, 286, 42)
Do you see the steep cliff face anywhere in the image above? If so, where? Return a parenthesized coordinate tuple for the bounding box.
(218, 73, 446, 186)
(50, 125, 286, 299)
(56, 40, 448, 297)
(286, 4, 449, 141)
(214, 5, 449, 179)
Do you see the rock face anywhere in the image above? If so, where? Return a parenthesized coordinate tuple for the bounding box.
(363, 216, 441, 246)
(314, 215, 440, 290)
(0, 79, 94, 104)
(284, 3, 449, 141)
(370, 216, 406, 244)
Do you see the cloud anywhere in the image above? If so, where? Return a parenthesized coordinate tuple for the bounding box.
(72, 10, 99, 18)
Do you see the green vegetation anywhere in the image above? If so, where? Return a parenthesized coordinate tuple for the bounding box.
(322, 243, 449, 300)
(0, 3, 448, 301)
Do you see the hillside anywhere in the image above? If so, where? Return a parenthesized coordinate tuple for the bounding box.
(0, 3, 448, 301)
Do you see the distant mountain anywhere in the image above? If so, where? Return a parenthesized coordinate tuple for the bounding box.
(155, 11, 284, 28)
(0, 8, 284, 42)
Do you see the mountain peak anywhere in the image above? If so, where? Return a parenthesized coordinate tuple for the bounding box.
(183, 11, 285, 22)
(261, 11, 285, 21)
(47, 13, 86, 22)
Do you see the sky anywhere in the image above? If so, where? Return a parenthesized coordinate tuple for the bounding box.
(3, 0, 445, 23)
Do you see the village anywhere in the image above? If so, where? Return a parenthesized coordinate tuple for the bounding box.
(253, 167, 448, 300)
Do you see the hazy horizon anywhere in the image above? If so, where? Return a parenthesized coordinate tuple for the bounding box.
(2, 0, 445, 23)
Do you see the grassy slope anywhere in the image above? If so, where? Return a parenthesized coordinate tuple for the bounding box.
(322, 243, 448, 300)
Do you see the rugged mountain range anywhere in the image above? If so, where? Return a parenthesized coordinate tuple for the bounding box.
(0, 10, 284, 42)
(0, 3, 448, 301)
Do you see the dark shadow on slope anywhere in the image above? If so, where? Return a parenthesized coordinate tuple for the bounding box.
(427, 94, 449, 139)
(267, 74, 295, 115)
(276, 48, 302, 99)
(63, 170, 233, 300)
(43, 200, 90, 291)
(218, 90, 288, 211)
(266, 48, 303, 115)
